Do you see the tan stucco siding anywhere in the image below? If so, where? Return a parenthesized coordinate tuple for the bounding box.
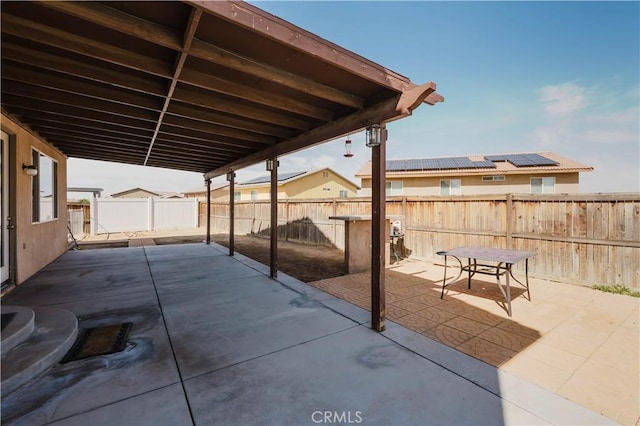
(236, 186, 285, 200)
(2, 114, 68, 285)
(359, 173, 580, 196)
(284, 170, 358, 199)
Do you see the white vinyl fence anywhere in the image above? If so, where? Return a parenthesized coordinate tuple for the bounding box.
(89, 198, 198, 235)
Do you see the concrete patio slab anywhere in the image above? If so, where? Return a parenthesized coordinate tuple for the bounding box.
(1, 243, 620, 426)
(47, 383, 192, 426)
(184, 324, 542, 426)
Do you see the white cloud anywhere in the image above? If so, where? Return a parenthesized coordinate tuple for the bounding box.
(539, 82, 588, 115)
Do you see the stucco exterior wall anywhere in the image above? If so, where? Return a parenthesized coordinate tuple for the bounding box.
(236, 170, 358, 200)
(284, 170, 358, 199)
(2, 113, 68, 286)
(359, 173, 580, 196)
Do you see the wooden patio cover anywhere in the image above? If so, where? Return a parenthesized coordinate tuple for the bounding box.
(1, 0, 443, 331)
(1, 0, 442, 178)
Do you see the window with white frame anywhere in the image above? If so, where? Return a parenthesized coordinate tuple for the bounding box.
(339, 190, 348, 198)
(531, 177, 555, 194)
(31, 149, 58, 222)
(233, 191, 241, 201)
(482, 175, 505, 182)
(385, 180, 403, 196)
(440, 179, 461, 196)
(250, 190, 258, 200)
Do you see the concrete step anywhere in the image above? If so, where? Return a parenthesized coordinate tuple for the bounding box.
(1, 306, 35, 356)
(1, 307, 78, 395)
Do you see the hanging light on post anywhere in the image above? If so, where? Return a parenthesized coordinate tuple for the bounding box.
(266, 159, 278, 171)
(366, 124, 383, 147)
(343, 137, 354, 158)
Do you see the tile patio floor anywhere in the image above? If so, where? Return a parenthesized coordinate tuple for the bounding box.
(308, 260, 640, 425)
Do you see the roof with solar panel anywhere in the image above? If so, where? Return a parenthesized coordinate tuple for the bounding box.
(355, 152, 593, 177)
(238, 167, 360, 189)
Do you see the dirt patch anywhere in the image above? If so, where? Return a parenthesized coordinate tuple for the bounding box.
(155, 234, 345, 283)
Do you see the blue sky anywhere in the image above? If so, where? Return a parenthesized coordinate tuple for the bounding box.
(68, 1, 639, 197)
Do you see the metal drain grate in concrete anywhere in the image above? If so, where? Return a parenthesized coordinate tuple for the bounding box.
(61, 322, 133, 363)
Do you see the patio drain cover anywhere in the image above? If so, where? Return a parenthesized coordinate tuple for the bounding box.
(61, 322, 133, 363)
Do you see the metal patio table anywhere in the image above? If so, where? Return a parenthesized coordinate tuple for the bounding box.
(438, 246, 535, 316)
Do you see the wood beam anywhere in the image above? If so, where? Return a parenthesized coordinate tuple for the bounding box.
(204, 83, 436, 180)
(38, 1, 365, 109)
(188, 1, 411, 95)
(1, 64, 164, 111)
(1, 83, 161, 122)
(371, 124, 387, 332)
(1, 13, 173, 78)
(145, 7, 202, 165)
(228, 172, 236, 256)
(167, 104, 293, 139)
(269, 158, 278, 278)
(172, 86, 311, 131)
(161, 115, 277, 144)
(206, 179, 211, 245)
(179, 68, 335, 121)
(37, 1, 184, 51)
(1, 43, 168, 97)
(157, 123, 269, 150)
(1, 99, 157, 131)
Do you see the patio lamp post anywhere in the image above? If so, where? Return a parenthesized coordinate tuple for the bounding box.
(367, 123, 387, 332)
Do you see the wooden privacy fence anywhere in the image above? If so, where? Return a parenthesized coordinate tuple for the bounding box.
(200, 193, 640, 289)
(67, 202, 91, 235)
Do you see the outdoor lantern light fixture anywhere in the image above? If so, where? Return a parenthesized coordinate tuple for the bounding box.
(266, 159, 279, 171)
(22, 163, 38, 176)
(226, 171, 235, 182)
(365, 124, 384, 147)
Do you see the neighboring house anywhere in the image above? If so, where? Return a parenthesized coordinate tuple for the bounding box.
(182, 183, 230, 202)
(235, 168, 360, 201)
(110, 188, 183, 199)
(356, 152, 593, 197)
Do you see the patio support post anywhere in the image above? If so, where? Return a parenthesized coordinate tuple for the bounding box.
(269, 157, 278, 278)
(371, 123, 387, 331)
(228, 172, 235, 256)
(205, 178, 211, 245)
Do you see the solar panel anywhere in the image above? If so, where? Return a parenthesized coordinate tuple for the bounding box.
(386, 160, 402, 171)
(385, 155, 504, 172)
(508, 154, 558, 167)
(407, 159, 421, 170)
(484, 154, 558, 167)
(470, 160, 497, 168)
(240, 171, 306, 185)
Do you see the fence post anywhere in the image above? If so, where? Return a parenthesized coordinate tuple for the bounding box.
(147, 197, 154, 231)
(506, 193, 513, 249)
(194, 198, 200, 229)
(89, 197, 98, 236)
(332, 198, 337, 244)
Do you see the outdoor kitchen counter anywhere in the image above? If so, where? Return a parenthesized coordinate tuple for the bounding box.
(329, 215, 403, 274)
